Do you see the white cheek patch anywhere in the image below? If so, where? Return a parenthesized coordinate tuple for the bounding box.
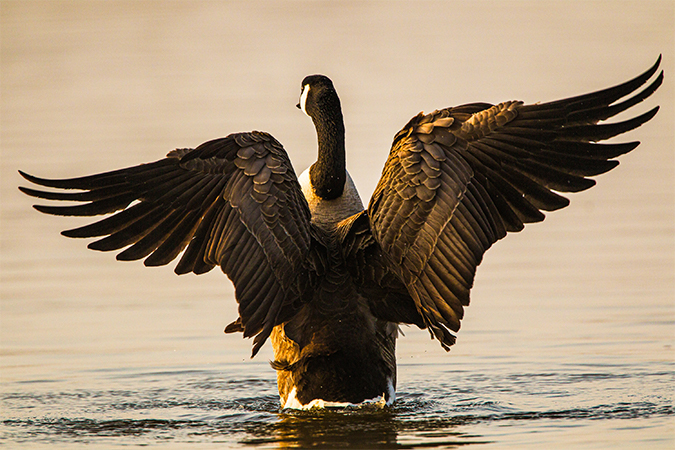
(299, 84, 310, 116)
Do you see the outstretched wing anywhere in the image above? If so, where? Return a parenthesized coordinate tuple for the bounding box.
(19, 131, 315, 356)
(368, 57, 663, 349)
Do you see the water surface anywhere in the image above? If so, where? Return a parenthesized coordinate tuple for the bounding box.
(1, 1, 673, 448)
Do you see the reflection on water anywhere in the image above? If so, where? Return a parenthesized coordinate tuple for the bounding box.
(1, 1, 673, 449)
(2, 361, 672, 448)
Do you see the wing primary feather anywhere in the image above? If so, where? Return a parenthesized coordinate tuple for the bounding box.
(427, 253, 470, 304)
(143, 209, 204, 267)
(478, 174, 525, 232)
(499, 165, 571, 211)
(18, 161, 173, 190)
(462, 186, 496, 244)
(561, 106, 659, 142)
(470, 177, 507, 239)
(475, 165, 544, 223)
(172, 175, 217, 208)
(86, 207, 167, 251)
(213, 208, 250, 264)
(194, 177, 228, 211)
(530, 150, 620, 177)
(33, 192, 137, 217)
(19, 185, 130, 202)
(174, 199, 222, 275)
(145, 171, 200, 203)
(115, 210, 186, 261)
(466, 142, 572, 210)
(251, 293, 284, 357)
(62, 202, 160, 238)
(566, 71, 663, 124)
(206, 205, 234, 263)
(538, 55, 661, 110)
(508, 158, 596, 192)
(550, 141, 639, 159)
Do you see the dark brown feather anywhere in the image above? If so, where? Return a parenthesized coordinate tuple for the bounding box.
(19, 131, 317, 357)
(367, 57, 662, 350)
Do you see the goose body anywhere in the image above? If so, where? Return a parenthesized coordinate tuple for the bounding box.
(20, 58, 662, 408)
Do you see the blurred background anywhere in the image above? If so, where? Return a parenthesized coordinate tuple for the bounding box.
(1, 1, 673, 448)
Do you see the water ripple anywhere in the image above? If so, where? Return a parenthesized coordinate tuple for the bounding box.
(3, 387, 672, 449)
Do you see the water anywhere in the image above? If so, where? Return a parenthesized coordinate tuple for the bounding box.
(1, 1, 673, 448)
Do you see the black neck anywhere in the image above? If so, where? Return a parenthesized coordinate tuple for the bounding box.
(309, 103, 346, 200)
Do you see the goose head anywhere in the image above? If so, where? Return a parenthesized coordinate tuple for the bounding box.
(297, 75, 340, 119)
(297, 75, 346, 201)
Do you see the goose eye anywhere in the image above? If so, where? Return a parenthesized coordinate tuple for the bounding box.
(299, 84, 311, 116)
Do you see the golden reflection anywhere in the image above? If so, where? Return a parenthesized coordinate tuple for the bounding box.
(240, 406, 488, 449)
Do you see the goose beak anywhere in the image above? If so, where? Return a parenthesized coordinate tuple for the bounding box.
(296, 103, 301, 109)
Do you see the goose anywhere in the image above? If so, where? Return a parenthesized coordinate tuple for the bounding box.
(19, 57, 662, 409)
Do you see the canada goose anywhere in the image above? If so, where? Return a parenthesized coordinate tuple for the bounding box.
(19, 57, 662, 409)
